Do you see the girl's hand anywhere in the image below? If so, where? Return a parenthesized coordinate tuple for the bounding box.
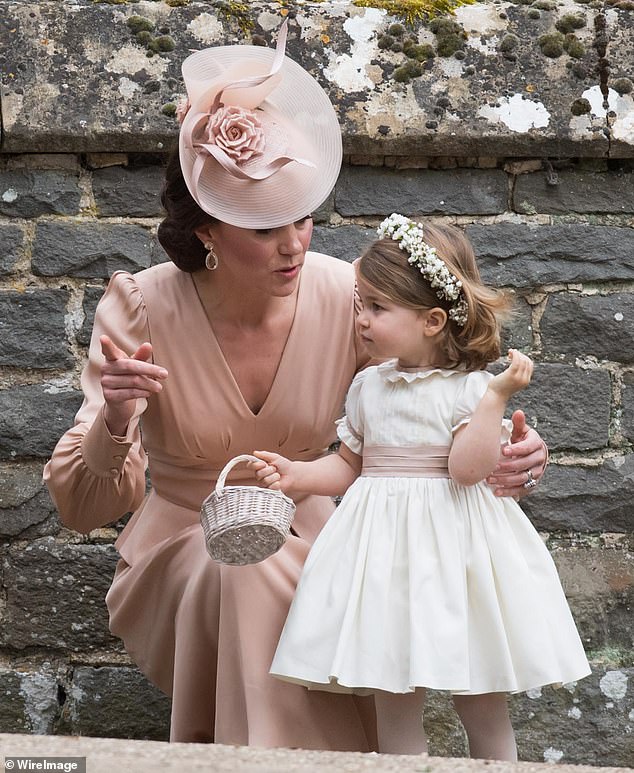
(100, 334, 168, 437)
(488, 349, 533, 401)
(251, 450, 296, 493)
(487, 410, 548, 497)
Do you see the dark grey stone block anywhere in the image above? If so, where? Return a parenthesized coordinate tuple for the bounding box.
(514, 169, 634, 214)
(540, 293, 634, 363)
(0, 289, 73, 368)
(622, 372, 634, 443)
(0, 668, 59, 734)
(62, 667, 170, 741)
(466, 223, 634, 288)
(0, 170, 81, 217)
(0, 223, 25, 275)
(78, 286, 105, 347)
(93, 165, 165, 217)
(521, 457, 634, 533)
(310, 224, 374, 263)
(501, 297, 532, 351)
(0, 462, 58, 537)
(1, 538, 120, 650)
(508, 364, 611, 452)
(0, 385, 82, 459)
(336, 167, 508, 216)
(510, 666, 634, 766)
(32, 222, 152, 279)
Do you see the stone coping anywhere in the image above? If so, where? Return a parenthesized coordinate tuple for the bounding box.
(0, 734, 632, 773)
(0, 1, 633, 156)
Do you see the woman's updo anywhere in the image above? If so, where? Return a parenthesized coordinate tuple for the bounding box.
(157, 148, 217, 272)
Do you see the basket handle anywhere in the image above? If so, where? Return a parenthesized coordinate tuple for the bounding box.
(215, 454, 260, 497)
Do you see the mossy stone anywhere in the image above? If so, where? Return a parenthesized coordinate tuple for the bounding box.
(436, 33, 465, 56)
(127, 15, 154, 34)
(570, 97, 591, 115)
(538, 32, 565, 57)
(161, 103, 177, 117)
(406, 43, 435, 61)
(528, 9, 541, 18)
(613, 77, 633, 95)
(532, 0, 556, 9)
(378, 34, 395, 49)
(563, 34, 585, 58)
(393, 60, 423, 83)
(154, 35, 176, 52)
(556, 13, 586, 33)
(135, 30, 153, 44)
(500, 34, 519, 52)
(388, 23, 406, 37)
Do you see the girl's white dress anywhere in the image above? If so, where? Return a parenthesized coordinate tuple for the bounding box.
(270, 360, 591, 695)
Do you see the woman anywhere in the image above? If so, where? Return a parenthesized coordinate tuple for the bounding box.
(44, 22, 547, 749)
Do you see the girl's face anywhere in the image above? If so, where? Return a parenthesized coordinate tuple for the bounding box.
(206, 216, 313, 297)
(356, 275, 444, 368)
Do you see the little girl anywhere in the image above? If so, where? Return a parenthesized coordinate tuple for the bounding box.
(252, 215, 590, 761)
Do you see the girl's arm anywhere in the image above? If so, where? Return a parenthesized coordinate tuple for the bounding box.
(448, 350, 533, 487)
(252, 443, 362, 498)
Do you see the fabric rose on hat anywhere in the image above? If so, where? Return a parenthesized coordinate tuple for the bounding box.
(206, 105, 266, 163)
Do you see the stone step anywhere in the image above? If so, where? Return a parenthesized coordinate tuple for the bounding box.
(0, 733, 632, 773)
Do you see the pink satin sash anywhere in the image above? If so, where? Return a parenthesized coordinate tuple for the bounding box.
(361, 444, 451, 478)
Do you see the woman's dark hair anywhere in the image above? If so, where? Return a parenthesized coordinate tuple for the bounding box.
(157, 148, 217, 272)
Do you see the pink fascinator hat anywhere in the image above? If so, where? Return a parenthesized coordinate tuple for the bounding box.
(179, 22, 343, 229)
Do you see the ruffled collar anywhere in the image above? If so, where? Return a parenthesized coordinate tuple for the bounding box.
(377, 358, 466, 384)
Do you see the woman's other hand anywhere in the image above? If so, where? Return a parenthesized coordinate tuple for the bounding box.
(100, 334, 168, 437)
(486, 410, 548, 498)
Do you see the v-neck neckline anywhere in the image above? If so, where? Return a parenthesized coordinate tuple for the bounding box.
(189, 268, 304, 418)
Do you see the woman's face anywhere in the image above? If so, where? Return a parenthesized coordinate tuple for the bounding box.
(207, 216, 313, 296)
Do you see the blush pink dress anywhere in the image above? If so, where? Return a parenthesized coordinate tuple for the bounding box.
(43, 252, 374, 749)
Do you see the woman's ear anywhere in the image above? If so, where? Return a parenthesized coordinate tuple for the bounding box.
(194, 225, 214, 245)
(423, 307, 448, 336)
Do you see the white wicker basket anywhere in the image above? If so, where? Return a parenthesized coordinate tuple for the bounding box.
(200, 454, 296, 565)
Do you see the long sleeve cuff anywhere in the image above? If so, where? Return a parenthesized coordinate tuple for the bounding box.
(81, 407, 135, 478)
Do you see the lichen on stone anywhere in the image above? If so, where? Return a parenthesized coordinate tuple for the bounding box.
(352, 0, 474, 25)
(215, 0, 254, 34)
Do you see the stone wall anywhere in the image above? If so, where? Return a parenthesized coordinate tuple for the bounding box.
(0, 1, 632, 767)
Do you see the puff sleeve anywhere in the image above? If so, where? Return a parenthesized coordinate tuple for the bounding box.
(43, 272, 150, 533)
(335, 368, 369, 455)
(451, 370, 512, 442)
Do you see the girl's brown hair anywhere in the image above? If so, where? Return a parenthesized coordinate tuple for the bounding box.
(358, 223, 511, 371)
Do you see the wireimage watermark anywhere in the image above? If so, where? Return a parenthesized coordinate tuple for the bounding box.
(4, 759, 85, 773)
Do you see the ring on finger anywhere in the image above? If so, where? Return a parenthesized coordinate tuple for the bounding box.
(523, 469, 538, 489)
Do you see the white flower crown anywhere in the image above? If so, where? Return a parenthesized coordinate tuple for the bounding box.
(376, 214, 469, 326)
